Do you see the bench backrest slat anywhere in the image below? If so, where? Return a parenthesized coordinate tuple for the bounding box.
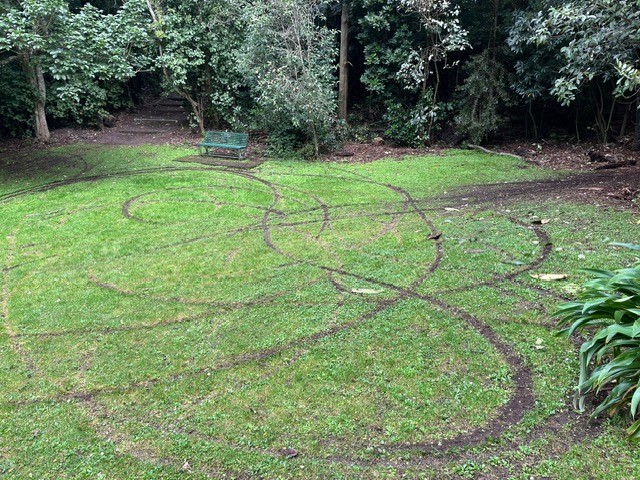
(204, 131, 249, 147)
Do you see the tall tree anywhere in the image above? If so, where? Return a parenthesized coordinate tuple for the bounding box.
(143, 0, 245, 134)
(511, 0, 640, 145)
(395, 0, 469, 142)
(0, 0, 151, 141)
(338, 1, 349, 122)
(0, 0, 66, 141)
(239, 0, 336, 156)
(398, 0, 469, 100)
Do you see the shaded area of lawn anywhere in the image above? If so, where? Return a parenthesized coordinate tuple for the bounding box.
(0, 145, 639, 479)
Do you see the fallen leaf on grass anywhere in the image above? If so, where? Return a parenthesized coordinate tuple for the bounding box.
(534, 338, 545, 350)
(530, 273, 567, 281)
(464, 249, 487, 254)
(351, 288, 384, 294)
(427, 232, 442, 240)
(503, 260, 527, 266)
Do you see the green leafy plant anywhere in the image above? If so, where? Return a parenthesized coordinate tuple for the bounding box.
(556, 266, 640, 439)
(0, 0, 152, 140)
(0, 63, 34, 137)
(238, 0, 336, 157)
(384, 101, 428, 147)
(383, 90, 453, 147)
(454, 52, 513, 144)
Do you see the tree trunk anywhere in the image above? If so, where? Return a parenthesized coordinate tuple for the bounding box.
(489, 0, 499, 58)
(145, 0, 207, 135)
(633, 99, 640, 150)
(619, 102, 630, 138)
(311, 122, 319, 157)
(33, 65, 50, 142)
(338, 2, 349, 122)
(634, 99, 640, 197)
(145, 0, 158, 22)
(527, 100, 539, 141)
(181, 89, 205, 135)
(20, 55, 50, 142)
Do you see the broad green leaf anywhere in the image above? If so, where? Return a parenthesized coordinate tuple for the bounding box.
(628, 418, 640, 440)
(609, 242, 640, 251)
(631, 385, 640, 417)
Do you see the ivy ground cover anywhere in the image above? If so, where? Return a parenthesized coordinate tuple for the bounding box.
(0, 145, 639, 479)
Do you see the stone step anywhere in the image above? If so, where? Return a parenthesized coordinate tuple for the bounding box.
(150, 106, 185, 113)
(136, 107, 185, 114)
(158, 101, 184, 107)
(134, 117, 180, 123)
(118, 128, 168, 135)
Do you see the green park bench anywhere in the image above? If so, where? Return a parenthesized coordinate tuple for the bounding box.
(198, 131, 249, 159)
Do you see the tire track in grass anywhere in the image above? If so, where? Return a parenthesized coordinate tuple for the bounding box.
(73, 332, 231, 478)
(0, 163, 602, 477)
(2, 169, 537, 461)
(512, 278, 572, 302)
(87, 272, 320, 308)
(8, 299, 396, 406)
(290, 168, 591, 470)
(1, 229, 40, 377)
(71, 300, 402, 478)
(99, 170, 537, 467)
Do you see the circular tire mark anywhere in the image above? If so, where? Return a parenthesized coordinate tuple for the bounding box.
(0, 163, 592, 476)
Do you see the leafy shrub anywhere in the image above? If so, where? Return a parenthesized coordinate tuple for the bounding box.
(264, 132, 327, 161)
(384, 98, 437, 147)
(344, 122, 373, 144)
(263, 125, 307, 159)
(47, 78, 133, 127)
(48, 81, 107, 126)
(454, 52, 513, 144)
(556, 266, 640, 438)
(384, 102, 427, 147)
(0, 63, 34, 138)
(239, 0, 336, 157)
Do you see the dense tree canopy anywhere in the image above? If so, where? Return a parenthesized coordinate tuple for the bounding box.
(144, 0, 245, 134)
(0, 0, 149, 140)
(509, 0, 640, 144)
(239, 0, 336, 156)
(1, 0, 639, 150)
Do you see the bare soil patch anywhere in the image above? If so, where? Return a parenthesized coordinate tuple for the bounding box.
(325, 140, 640, 212)
(323, 141, 440, 163)
(441, 169, 640, 211)
(471, 142, 640, 211)
(174, 155, 266, 169)
(500, 140, 638, 171)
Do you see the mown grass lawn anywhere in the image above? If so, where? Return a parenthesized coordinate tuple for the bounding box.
(1, 144, 639, 479)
